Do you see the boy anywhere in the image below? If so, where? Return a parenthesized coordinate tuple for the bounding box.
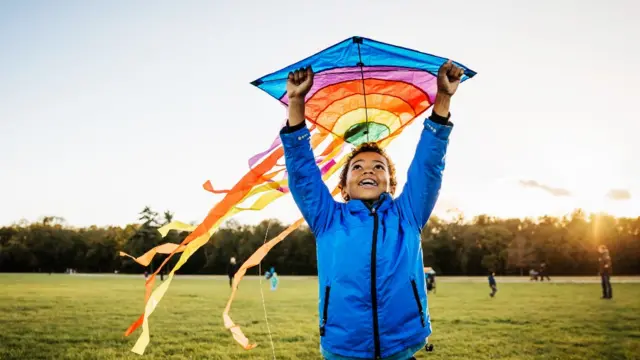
(281, 61, 464, 359)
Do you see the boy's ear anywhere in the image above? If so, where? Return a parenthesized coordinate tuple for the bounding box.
(341, 188, 350, 201)
(387, 181, 396, 196)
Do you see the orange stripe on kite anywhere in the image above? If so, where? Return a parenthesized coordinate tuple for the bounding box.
(316, 93, 418, 132)
(306, 79, 429, 121)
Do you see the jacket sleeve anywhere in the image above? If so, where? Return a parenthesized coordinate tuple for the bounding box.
(396, 113, 453, 231)
(279, 124, 337, 236)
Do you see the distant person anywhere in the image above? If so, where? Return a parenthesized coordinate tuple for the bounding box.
(265, 266, 279, 291)
(227, 257, 239, 288)
(539, 262, 550, 281)
(488, 272, 497, 297)
(598, 245, 613, 299)
(424, 267, 436, 293)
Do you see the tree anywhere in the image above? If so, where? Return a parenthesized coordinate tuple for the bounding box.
(0, 207, 639, 276)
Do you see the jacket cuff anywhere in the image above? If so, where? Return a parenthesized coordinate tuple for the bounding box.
(280, 122, 311, 147)
(423, 117, 453, 140)
(281, 119, 307, 134)
(429, 111, 451, 125)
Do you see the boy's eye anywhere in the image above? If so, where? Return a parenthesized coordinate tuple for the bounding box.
(352, 164, 362, 170)
(375, 165, 385, 170)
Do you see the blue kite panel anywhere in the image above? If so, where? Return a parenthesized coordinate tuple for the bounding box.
(252, 36, 477, 101)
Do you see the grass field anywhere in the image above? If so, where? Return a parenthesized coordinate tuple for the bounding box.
(1, 274, 639, 360)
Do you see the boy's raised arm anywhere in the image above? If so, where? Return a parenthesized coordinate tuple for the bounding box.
(280, 67, 337, 235)
(286, 67, 313, 128)
(397, 61, 464, 230)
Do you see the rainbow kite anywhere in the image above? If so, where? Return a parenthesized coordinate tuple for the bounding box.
(120, 36, 476, 355)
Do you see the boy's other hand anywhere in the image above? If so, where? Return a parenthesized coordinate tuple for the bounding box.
(437, 60, 464, 97)
(287, 66, 314, 101)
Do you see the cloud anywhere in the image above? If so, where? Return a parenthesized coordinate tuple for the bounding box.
(518, 180, 572, 197)
(606, 189, 631, 200)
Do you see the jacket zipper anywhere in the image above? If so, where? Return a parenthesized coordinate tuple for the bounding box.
(370, 207, 381, 359)
(411, 279, 426, 327)
(320, 285, 330, 336)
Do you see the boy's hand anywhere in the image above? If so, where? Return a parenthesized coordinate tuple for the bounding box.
(437, 60, 464, 97)
(287, 66, 314, 100)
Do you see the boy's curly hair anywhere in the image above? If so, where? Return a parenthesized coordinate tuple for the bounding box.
(337, 142, 397, 201)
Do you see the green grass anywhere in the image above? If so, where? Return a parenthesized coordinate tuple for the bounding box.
(0, 274, 638, 360)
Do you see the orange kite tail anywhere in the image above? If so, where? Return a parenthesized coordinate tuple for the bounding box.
(119, 243, 187, 267)
(222, 217, 306, 350)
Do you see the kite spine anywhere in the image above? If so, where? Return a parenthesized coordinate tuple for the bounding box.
(355, 38, 370, 143)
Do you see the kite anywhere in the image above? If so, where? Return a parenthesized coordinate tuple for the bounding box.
(120, 36, 476, 355)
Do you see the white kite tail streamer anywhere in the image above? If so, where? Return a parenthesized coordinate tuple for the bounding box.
(259, 221, 277, 360)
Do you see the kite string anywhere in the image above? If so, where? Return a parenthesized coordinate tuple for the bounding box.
(258, 220, 276, 360)
(356, 41, 370, 143)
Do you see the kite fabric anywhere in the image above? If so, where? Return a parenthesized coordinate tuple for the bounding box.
(251, 36, 476, 147)
(120, 35, 475, 355)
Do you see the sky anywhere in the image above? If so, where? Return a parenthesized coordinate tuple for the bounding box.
(1, 0, 639, 228)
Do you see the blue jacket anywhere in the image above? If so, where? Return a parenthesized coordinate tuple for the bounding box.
(280, 116, 452, 359)
(488, 275, 496, 286)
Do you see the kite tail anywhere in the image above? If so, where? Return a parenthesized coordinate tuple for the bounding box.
(122, 130, 336, 353)
(122, 146, 288, 354)
(122, 125, 346, 354)
(222, 186, 341, 350)
(222, 217, 305, 350)
(118, 225, 193, 267)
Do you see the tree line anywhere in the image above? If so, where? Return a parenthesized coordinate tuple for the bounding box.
(0, 207, 638, 275)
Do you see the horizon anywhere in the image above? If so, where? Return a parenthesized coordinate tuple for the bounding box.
(4, 206, 635, 230)
(1, 0, 639, 228)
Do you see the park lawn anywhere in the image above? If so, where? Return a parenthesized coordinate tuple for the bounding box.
(0, 274, 638, 360)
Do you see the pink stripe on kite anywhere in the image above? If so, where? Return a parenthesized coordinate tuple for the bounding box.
(320, 159, 337, 174)
(279, 66, 437, 105)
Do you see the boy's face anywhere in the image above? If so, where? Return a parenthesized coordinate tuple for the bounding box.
(342, 151, 390, 201)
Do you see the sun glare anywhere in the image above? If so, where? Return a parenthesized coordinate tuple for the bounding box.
(436, 176, 638, 221)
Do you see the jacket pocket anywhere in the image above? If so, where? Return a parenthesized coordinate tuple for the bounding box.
(410, 279, 426, 327)
(320, 285, 331, 336)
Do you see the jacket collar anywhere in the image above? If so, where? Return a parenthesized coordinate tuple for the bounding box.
(345, 192, 393, 214)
